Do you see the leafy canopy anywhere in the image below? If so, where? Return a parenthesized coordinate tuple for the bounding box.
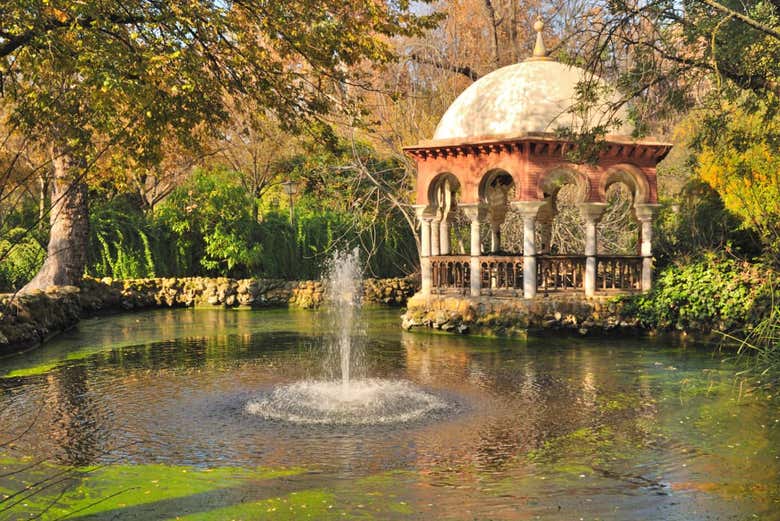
(0, 0, 439, 160)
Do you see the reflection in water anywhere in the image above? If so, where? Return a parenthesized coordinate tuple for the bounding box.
(46, 364, 110, 466)
(0, 308, 777, 520)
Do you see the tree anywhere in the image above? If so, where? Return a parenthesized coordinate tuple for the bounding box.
(156, 168, 264, 276)
(209, 99, 297, 223)
(0, 0, 437, 291)
(694, 103, 780, 263)
(542, 0, 780, 265)
(568, 0, 780, 134)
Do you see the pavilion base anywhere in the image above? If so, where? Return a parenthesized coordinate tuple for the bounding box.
(401, 292, 642, 337)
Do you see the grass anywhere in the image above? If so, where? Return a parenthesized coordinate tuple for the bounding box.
(720, 287, 780, 388)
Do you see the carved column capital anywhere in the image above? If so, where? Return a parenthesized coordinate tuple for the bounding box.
(413, 204, 434, 222)
(577, 202, 607, 223)
(510, 200, 546, 218)
(634, 203, 661, 222)
(460, 203, 486, 222)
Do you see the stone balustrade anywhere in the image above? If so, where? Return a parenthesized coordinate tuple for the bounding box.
(429, 254, 643, 296)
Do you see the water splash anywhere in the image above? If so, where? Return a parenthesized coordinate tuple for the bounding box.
(245, 379, 447, 425)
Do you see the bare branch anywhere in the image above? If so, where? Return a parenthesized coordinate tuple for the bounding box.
(408, 53, 481, 82)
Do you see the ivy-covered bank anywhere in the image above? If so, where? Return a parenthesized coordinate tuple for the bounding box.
(0, 276, 417, 355)
(622, 255, 773, 333)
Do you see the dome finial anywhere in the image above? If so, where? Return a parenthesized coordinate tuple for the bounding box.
(531, 17, 549, 60)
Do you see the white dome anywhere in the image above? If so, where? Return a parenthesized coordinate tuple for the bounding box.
(433, 59, 633, 141)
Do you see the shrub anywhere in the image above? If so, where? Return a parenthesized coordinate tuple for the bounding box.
(155, 168, 264, 277)
(0, 228, 46, 292)
(654, 180, 760, 268)
(88, 197, 166, 279)
(625, 254, 772, 333)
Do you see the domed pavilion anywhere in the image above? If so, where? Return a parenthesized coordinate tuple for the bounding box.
(405, 20, 671, 299)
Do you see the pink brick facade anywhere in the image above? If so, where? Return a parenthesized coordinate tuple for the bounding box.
(406, 137, 669, 207)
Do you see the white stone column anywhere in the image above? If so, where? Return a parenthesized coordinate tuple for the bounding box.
(430, 215, 441, 257)
(578, 203, 607, 297)
(439, 218, 451, 255)
(414, 205, 433, 296)
(462, 204, 484, 297)
(635, 204, 660, 292)
(512, 202, 545, 299)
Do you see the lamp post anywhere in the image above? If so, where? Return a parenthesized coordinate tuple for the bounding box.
(281, 180, 298, 226)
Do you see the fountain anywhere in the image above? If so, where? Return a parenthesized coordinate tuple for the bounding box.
(324, 248, 362, 389)
(245, 249, 447, 425)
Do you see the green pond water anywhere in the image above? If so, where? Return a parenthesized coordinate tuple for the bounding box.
(0, 308, 778, 520)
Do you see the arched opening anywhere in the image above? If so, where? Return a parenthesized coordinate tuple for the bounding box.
(474, 170, 523, 293)
(597, 182, 638, 255)
(595, 165, 651, 291)
(538, 167, 589, 255)
(479, 170, 515, 254)
(427, 173, 470, 293)
(600, 164, 650, 205)
(426, 173, 461, 256)
(533, 167, 591, 292)
(598, 165, 650, 255)
(427, 173, 460, 211)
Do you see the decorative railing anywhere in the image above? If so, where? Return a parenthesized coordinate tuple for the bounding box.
(431, 256, 470, 292)
(480, 256, 523, 291)
(597, 256, 642, 291)
(537, 255, 586, 291)
(429, 254, 644, 294)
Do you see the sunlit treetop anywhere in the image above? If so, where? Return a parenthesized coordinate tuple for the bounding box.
(0, 0, 441, 161)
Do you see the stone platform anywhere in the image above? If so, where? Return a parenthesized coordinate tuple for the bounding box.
(401, 292, 640, 337)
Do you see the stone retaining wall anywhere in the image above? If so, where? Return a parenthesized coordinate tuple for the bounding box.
(401, 293, 641, 337)
(0, 287, 82, 354)
(0, 276, 417, 356)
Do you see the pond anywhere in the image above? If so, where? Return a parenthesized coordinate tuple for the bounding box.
(0, 308, 778, 520)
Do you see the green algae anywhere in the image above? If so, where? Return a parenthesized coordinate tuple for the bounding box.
(527, 426, 616, 464)
(595, 392, 643, 413)
(0, 459, 305, 520)
(0, 460, 426, 520)
(176, 489, 336, 521)
(3, 356, 82, 378)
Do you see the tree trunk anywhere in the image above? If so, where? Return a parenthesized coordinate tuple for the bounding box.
(22, 146, 89, 292)
(510, 0, 521, 62)
(484, 0, 501, 66)
(38, 171, 50, 230)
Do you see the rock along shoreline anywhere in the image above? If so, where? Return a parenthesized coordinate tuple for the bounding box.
(0, 276, 416, 356)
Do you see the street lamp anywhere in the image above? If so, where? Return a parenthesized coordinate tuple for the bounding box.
(281, 180, 299, 226)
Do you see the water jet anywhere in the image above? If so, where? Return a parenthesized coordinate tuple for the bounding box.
(246, 249, 447, 425)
